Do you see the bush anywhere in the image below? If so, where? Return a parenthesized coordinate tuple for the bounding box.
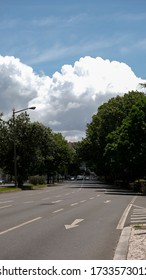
(29, 175, 45, 185)
(132, 179, 146, 194)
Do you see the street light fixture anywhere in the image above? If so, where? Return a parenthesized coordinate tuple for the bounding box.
(13, 106, 36, 187)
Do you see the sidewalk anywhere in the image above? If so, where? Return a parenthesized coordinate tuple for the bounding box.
(114, 225, 146, 260)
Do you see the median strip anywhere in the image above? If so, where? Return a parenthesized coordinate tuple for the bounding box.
(0, 217, 42, 236)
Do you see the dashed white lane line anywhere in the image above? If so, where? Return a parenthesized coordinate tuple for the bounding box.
(80, 200, 87, 203)
(42, 197, 50, 201)
(70, 203, 78, 207)
(0, 217, 42, 236)
(0, 200, 13, 204)
(90, 197, 95, 200)
(24, 201, 34, 204)
(52, 200, 62, 204)
(65, 193, 71, 196)
(52, 208, 64, 214)
(0, 205, 12, 209)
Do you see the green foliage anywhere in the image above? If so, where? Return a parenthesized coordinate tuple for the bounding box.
(0, 113, 74, 187)
(104, 97, 146, 181)
(79, 91, 146, 183)
(29, 175, 45, 185)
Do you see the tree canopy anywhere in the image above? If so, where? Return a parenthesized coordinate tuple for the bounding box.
(0, 113, 74, 187)
(78, 91, 146, 183)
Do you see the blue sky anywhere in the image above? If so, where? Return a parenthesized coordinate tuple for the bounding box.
(0, 0, 146, 141)
(1, 0, 146, 78)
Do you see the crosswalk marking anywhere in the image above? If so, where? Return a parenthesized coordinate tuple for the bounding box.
(130, 206, 146, 224)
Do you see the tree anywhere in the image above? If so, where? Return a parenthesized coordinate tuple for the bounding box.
(50, 133, 74, 177)
(0, 113, 31, 185)
(67, 142, 83, 176)
(79, 91, 146, 182)
(104, 97, 146, 182)
(0, 112, 74, 187)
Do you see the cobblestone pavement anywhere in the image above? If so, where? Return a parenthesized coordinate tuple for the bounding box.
(127, 225, 146, 260)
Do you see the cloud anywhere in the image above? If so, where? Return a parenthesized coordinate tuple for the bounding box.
(0, 55, 145, 141)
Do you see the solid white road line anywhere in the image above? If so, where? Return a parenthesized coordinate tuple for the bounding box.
(0, 217, 42, 236)
(117, 196, 137, 230)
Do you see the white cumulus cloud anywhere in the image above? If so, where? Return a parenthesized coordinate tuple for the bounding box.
(0, 55, 145, 141)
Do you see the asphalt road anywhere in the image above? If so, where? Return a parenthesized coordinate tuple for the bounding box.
(0, 181, 136, 260)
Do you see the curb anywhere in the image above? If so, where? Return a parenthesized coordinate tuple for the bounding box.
(113, 226, 132, 260)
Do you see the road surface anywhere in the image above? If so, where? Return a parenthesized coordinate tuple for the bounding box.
(0, 180, 136, 259)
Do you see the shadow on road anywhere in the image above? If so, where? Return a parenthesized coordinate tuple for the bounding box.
(68, 180, 142, 196)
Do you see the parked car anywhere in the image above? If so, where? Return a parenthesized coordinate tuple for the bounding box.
(76, 175, 84, 180)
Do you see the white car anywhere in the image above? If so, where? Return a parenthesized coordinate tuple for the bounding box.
(76, 175, 84, 180)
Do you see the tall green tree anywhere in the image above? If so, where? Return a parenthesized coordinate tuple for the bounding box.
(104, 97, 146, 182)
(51, 133, 74, 177)
(0, 113, 73, 187)
(79, 91, 146, 181)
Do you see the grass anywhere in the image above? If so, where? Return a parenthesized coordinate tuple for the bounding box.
(133, 224, 146, 229)
(0, 186, 20, 193)
(0, 184, 47, 192)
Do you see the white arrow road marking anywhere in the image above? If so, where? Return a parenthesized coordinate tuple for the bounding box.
(104, 200, 111, 203)
(65, 219, 84, 230)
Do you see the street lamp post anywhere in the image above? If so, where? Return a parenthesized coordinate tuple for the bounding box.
(13, 106, 36, 187)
